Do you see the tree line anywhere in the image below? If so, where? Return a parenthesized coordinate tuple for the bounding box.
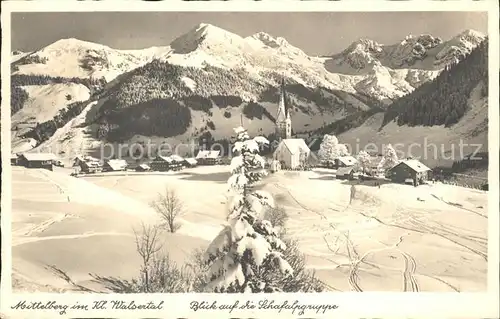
(382, 39, 488, 128)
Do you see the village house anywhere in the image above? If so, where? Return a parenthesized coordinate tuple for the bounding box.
(387, 159, 431, 186)
(196, 150, 221, 165)
(183, 158, 198, 168)
(79, 161, 102, 174)
(149, 155, 184, 171)
(336, 166, 356, 180)
(334, 155, 357, 168)
(135, 163, 151, 172)
(73, 155, 100, 167)
(103, 159, 128, 172)
(17, 153, 57, 171)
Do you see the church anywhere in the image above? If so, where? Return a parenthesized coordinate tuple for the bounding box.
(272, 78, 311, 170)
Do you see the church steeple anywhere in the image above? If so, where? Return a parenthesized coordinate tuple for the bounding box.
(275, 77, 291, 141)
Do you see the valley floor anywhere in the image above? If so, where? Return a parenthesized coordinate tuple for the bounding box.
(10, 165, 488, 292)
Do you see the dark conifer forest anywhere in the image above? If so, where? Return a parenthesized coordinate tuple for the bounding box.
(382, 39, 488, 128)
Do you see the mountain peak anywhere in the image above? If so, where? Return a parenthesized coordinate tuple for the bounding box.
(41, 37, 107, 53)
(249, 31, 289, 48)
(170, 22, 245, 54)
(454, 29, 486, 44)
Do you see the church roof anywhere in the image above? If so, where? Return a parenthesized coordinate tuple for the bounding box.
(277, 138, 310, 155)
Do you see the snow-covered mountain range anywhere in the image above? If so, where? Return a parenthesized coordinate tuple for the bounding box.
(10, 23, 487, 160)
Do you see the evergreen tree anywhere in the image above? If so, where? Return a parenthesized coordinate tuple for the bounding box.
(203, 126, 293, 293)
(383, 40, 488, 128)
(378, 144, 399, 171)
(356, 150, 372, 174)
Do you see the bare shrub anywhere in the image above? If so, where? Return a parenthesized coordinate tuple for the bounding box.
(183, 248, 211, 292)
(129, 222, 196, 293)
(133, 223, 163, 293)
(130, 253, 194, 293)
(150, 187, 184, 233)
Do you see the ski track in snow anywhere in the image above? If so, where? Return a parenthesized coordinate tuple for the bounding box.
(274, 180, 484, 292)
(12, 232, 135, 247)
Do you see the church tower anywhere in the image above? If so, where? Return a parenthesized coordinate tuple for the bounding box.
(275, 77, 291, 141)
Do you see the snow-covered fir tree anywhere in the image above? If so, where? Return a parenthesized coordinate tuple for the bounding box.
(318, 134, 350, 162)
(203, 126, 293, 293)
(336, 143, 350, 157)
(356, 150, 371, 173)
(318, 134, 339, 161)
(378, 144, 399, 171)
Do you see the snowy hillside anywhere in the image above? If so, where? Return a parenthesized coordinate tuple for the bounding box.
(337, 81, 488, 168)
(10, 24, 486, 158)
(12, 38, 171, 82)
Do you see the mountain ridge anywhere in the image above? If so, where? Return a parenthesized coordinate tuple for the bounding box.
(10, 24, 487, 163)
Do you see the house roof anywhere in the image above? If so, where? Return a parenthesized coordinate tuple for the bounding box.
(74, 155, 100, 163)
(105, 159, 128, 170)
(278, 138, 310, 155)
(391, 159, 431, 173)
(196, 150, 220, 159)
(170, 155, 184, 162)
(81, 161, 101, 168)
(184, 158, 198, 165)
(338, 156, 357, 166)
(21, 152, 57, 161)
(155, 155, 173, 163)
(336, 166, 355, 175)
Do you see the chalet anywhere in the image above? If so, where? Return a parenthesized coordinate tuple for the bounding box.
(196, 150, 221, 165)
(135, 163, 151, 172)
(387, 159, 431, 186)
(17, 153, 57, 171)
(273, 139, 310, 170)
(103, 159, 128, 172)
(73, 155, 100, 167)
(336, 166, 356, 180)
(150, 155, 183, 171)
(79, 161, 102, 174)
(183, 158, 198, 168)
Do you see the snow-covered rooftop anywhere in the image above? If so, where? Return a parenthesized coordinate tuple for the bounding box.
(196, 150, 221, 159)
(338, 156, 357, 166)
(21, 152, 57, 162)
(395, 159, 431, 173)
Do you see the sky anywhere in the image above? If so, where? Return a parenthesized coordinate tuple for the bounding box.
(11, 11, 487, 56)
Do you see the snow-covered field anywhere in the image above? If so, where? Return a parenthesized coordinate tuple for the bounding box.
(11, 165, 488, 292)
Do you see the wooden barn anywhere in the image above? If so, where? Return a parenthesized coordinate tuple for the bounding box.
(273, 138, 310, 169)
(17, 153, 57, 171)
(196, 150, 221, 165)
(103, 159, 128, 172)
(387, 159, 431, 186)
